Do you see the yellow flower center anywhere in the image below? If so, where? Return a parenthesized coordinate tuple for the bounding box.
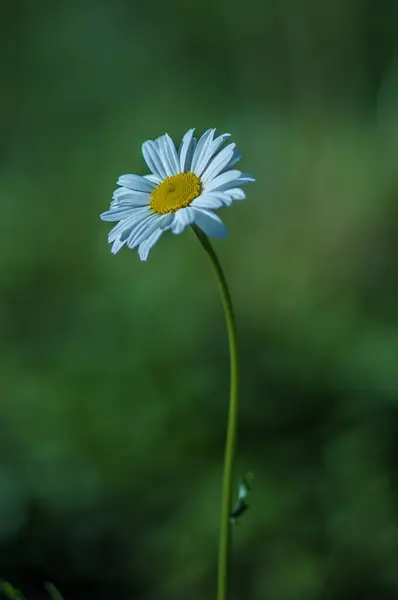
(150, 172, 202, 215)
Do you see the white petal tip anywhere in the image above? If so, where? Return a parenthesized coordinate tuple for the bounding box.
(111, 241, 124, 254)
(241, 173, 256, 183)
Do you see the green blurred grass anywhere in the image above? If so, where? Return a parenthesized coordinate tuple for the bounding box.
(1, 1, 398, 598)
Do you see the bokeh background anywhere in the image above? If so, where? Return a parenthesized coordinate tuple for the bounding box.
(2, 0, 398, 598)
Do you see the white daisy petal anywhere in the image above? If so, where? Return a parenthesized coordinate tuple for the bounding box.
(201, 143, 237, 185)
(117, 174, 156, 192)
(193, 209, 228, 239)
(204, 169, 242, 193)
(119, 212, 163, 244)
(110, 188, 150, 207)
(160, 134, 180, 175)
(195, 132, 231, 177)
(191, 129, 215, 173)
(110, 199, 148, 211)
(171, 207, 196, 234)
(155, 136, 174, 177)
(178, 128, 195, 172)
(191, 196, 223, 210)
(210, 132, 231, 154)
(189, 139, 197, 167)
(144, 174, 162, 184)
(191, 192, 232, 209)
(225, 188, 246, 201)
(126, 213, 159, 249)
(235, 173, 256, 184)
(112, 187, 149, 200)
(220, 147, 242, 173)
(108, 207, 150, 243)
(193, 129, 217, 176)
(101, 206, 135, 222)
(204, 170, 255, 193)
(142, 140, 168, 179)
(128, 213, 174, 249)
(112, 187, 132, 199)
(138, 228, 164, 261)
(111, 238, 127, 254)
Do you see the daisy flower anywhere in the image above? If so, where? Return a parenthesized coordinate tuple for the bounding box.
(100, 128, 255, 260)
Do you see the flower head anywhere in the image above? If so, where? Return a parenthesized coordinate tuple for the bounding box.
(100, 128, 255, 260)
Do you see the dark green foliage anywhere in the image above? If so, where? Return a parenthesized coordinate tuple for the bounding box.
(0, 582, 25, 600)
(1, 1, 398, 599)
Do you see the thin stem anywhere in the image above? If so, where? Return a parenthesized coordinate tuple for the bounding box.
(192, 225, 239, 600)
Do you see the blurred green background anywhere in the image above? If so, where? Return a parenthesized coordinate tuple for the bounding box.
(1, 0, 398, 598)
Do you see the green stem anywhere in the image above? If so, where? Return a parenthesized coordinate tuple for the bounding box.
(192, 225, 239, 600)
